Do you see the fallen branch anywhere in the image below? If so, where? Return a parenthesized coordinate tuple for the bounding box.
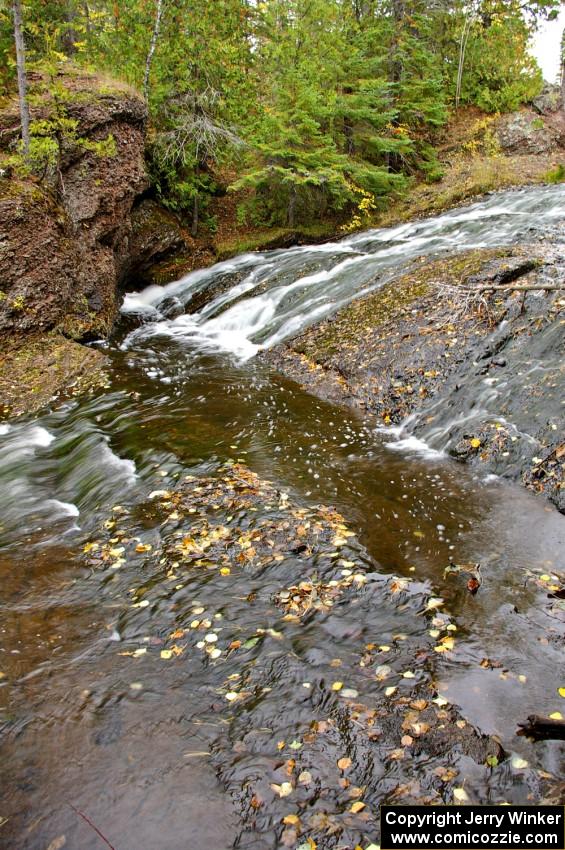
(475, 284, 564, 292)
(68, 803, 117, 850)
(517, 714, 565, 741)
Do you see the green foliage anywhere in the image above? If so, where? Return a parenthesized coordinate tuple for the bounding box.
(0, 0, 560, 226)
(545, 163, 565, 183)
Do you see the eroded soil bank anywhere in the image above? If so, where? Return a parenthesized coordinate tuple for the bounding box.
(264, 232, 565, 512)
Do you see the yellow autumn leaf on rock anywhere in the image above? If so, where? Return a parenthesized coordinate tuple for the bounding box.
(453, 787, 469, 803)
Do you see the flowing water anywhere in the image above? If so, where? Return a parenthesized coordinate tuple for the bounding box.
(1, 186, 564, 850)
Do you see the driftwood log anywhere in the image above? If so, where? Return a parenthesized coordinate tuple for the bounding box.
(517, 714, 565, 741)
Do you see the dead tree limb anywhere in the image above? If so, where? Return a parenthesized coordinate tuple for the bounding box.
(517, 714, 565, 741)
(476, 284, 565, 293)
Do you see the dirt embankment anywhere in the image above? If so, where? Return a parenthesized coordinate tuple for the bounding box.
(264, 240, 565, 513)
(0, 71, 148, 417)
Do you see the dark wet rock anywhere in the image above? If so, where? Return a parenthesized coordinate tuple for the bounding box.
(127, 198, 188, 287)
(263, 238, 565, 512)
(159, 295, 184, 319)
(81, 462, 529, 850)
(184, 269, 248, 314)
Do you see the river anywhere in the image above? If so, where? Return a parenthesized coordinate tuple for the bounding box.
(1, 185, 564, 850)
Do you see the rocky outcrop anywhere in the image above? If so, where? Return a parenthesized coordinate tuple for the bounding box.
(127, 198, 189, 286)
(0, 70, 148, 343)
(496, 87, 565, 154)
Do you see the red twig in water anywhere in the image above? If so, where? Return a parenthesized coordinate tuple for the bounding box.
(68, 803, 117, 850)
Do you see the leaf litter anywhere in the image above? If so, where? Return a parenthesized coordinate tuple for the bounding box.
(78, 460, 562, 850)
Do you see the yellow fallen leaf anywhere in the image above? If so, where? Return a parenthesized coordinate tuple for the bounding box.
(283, 814, 300, 825)
(337, 757, 352, 771)
(385, 686, 397, 697)
(549, 711, 563, 720)
(350, 801, 366, 813)
(558, 687, 565, 698)
(160, 650, 173, 660)
(470, 438, 481, 448)
(220, 567, 231, 576)
(332, 681, 343, 691)
(271, 781, 293, 798)
(453, 787, 469, 803)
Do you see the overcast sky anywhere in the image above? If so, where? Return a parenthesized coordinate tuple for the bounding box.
(530, 9, 564, 83)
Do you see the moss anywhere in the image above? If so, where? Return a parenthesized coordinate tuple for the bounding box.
(214, 222, 337, 261)
(294, 248, 513, 364)
(0, 334, 110, 420)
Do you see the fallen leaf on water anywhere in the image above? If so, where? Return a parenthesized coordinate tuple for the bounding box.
(283, 814, 300, 825)
(160, 650, 173, 660)
(220, 567, 231, 576)
(470, 438, 481, 449)
(289, 740, 302, 750)
(402, 671, 415, 679)
(401, 735, 413, 746)
(426, 597, 444, 611)
(337, 757, 352, 771)
(341, 688, 359, 699)
(558, 687, 565, 698)
(384, 686, 397, 697)
(331, 681, 343, 691)
(350, 801, 366, 814)
(46, 837, 66, 850)
(297, 839, 317, 850)
(511, 756, 528, 770)
(549, 711, 563, 720)
(225, 691, 239, 701)
(298, 770, 312, 785)
(271, 781, 293, 798)
(486, 755, 499, 768)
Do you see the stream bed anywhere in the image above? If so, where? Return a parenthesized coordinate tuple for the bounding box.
(1, 186, 564, 850)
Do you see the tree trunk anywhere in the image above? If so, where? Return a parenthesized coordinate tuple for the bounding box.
(12, 0, 30, 156)
(287, 186, 297, 228)
(62, 0, 78, 56)
(191, 191, 199, 237)
(561, 29, 565, 109)
(143, 0, 164, 102)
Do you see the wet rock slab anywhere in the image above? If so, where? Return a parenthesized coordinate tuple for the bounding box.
(73, 462, 557, 850)
(263, 241, 565, 513)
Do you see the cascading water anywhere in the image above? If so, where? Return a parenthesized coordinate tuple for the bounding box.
(121, 185, 565, 359)
(1, 185, 564, 850)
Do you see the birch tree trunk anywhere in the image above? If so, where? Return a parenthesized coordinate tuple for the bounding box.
(561, 29, 565, 109)
(143, 0, 164, 102)
(12, 0, 30, 156)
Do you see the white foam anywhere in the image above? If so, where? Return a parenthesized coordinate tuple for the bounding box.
(386, 434, 445, 460)
(47, 500, 80, 517)
(0, 424, 10, 436)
